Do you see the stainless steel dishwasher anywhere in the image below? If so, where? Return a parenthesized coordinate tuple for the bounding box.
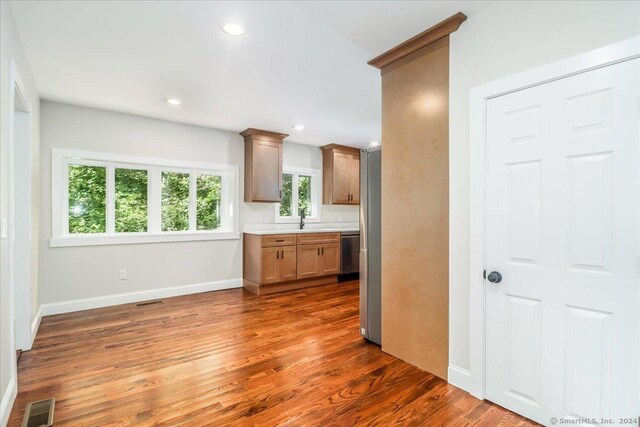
(340, 231, 360, 276)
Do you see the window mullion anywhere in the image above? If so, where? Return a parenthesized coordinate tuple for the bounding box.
(189, 172, 197, 231)
(312, 172, 319, 218)
(107, 164, 115, 235)
(292, 173, 299, 217)
(149, 168, 161, 233)
(62, 160, 70, 235)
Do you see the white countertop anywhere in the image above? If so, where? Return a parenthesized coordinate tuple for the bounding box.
(243, 224, 359, 235)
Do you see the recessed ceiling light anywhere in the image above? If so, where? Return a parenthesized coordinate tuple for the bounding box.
(221, 21, 245, 36)
(369, 141, 380, 147)
(165, 97, 182, 105)
(293, 124, 305, 131)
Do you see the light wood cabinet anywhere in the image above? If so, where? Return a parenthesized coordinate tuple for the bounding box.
(318, 242, 340, 275)
(297, 242, 340, 279)
(240, 128, 288, 203)
(297, 244, 320, 279)
(260, 247, 280, 284)
(260, 246, 296, 284)
(243, 232, 342, 295)
(278, 246, 297, 282)
(320, 144, 360, 205)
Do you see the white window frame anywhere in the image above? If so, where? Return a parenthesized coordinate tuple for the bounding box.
(51, 148, 239, 247)
(275, 166, 321, 224)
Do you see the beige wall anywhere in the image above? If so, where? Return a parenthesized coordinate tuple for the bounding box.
(0, 0, 40, 418)
(381, 37, 450, 379)
(39, 101, 358, 306)
(448, 0, 640, 376)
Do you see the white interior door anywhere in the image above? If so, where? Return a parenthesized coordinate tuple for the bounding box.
(485, 58, 639, 425)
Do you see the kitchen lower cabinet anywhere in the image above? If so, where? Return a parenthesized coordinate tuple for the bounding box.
(318, 243, 340, 275)
(261, 246, 296, 284)
(297, 244, 320, 279)
(243, 232, 341, 295)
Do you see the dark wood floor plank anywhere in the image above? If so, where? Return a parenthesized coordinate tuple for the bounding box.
(8, 281, 538, 426)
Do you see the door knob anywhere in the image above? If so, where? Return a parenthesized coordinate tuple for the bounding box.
(487, 271, 502, 284)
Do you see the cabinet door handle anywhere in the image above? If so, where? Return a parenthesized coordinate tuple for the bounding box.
(321, 247, 324, 255)
(276, 250, 279, 259)
(317, 247, 320, 255)
(275, 239, 285, 242)
(281, 250, 284, 259)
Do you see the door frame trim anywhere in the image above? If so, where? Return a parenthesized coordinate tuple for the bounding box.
(8, 57, 35, 351)
(467, 36, 640, 399)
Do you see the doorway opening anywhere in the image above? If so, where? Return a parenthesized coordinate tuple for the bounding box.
(10, 62, 33, 355)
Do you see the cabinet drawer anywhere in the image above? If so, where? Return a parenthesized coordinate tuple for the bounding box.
(261, 234, 296, 247)
(296, 232, 340, 245)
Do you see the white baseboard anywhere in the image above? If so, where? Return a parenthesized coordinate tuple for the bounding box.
(40, 278, 242, 316)
(0, 377, 17, 427)
(30, 305, 42, 346)
(448, 364, 473, 393)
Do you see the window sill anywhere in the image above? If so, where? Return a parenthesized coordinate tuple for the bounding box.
(50, 231, 240, 248)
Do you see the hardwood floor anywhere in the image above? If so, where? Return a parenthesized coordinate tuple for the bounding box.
(9, 281, 538, 426)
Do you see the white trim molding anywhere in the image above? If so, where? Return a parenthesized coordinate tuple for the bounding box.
(40, 278, 242, 316)
(466, 36, 640, 400)
(0, 377, 17, 427)
(50, 148, 240, 247)
(30, 305, 43, 345)
(447, 364, 473, 392)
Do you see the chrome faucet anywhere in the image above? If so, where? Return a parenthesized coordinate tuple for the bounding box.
(299, 209, 306, 230)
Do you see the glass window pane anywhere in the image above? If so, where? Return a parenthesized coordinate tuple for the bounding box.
(196, 174, 222, 230)
(298, 174, 312, 217)
(279, 173, 293, 217)
(68, 164, 107, 234)
(161, 172, 190, 231)
(115, 168, 148, 233)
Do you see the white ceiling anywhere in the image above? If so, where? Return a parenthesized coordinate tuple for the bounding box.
(10, 0, 489, 148)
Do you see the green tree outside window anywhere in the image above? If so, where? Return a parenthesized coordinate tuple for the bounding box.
(196, 174, 222, 230)
(115, 168, 148, 233)
(298, 175, 312, 217)
(68, 164, 106, 234)
(279, 173, 293, 216)
(161, 172, 190, 231)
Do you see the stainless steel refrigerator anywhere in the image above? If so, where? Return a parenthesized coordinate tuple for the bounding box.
(359, 147, 381, 345)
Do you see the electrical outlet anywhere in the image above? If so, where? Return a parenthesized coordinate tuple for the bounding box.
(0, 218, 6, 239)
(119, 270, 127, 280)
(361, 328, 366, 335)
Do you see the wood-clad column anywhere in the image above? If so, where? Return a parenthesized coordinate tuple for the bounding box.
(369, 13, 465, 380)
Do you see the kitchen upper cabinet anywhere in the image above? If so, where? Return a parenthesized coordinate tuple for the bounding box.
(240, 128, 288, 203)
(320, 144, 360, 205)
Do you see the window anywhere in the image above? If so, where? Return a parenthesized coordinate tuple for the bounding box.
(52, 149, 239, 247)
(196, 174, 222, 230)
(276, 167, 321, 223)
(68, 164, 107, 234)
(115, 168, 148, 233)
(161, 172, 190, 232)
